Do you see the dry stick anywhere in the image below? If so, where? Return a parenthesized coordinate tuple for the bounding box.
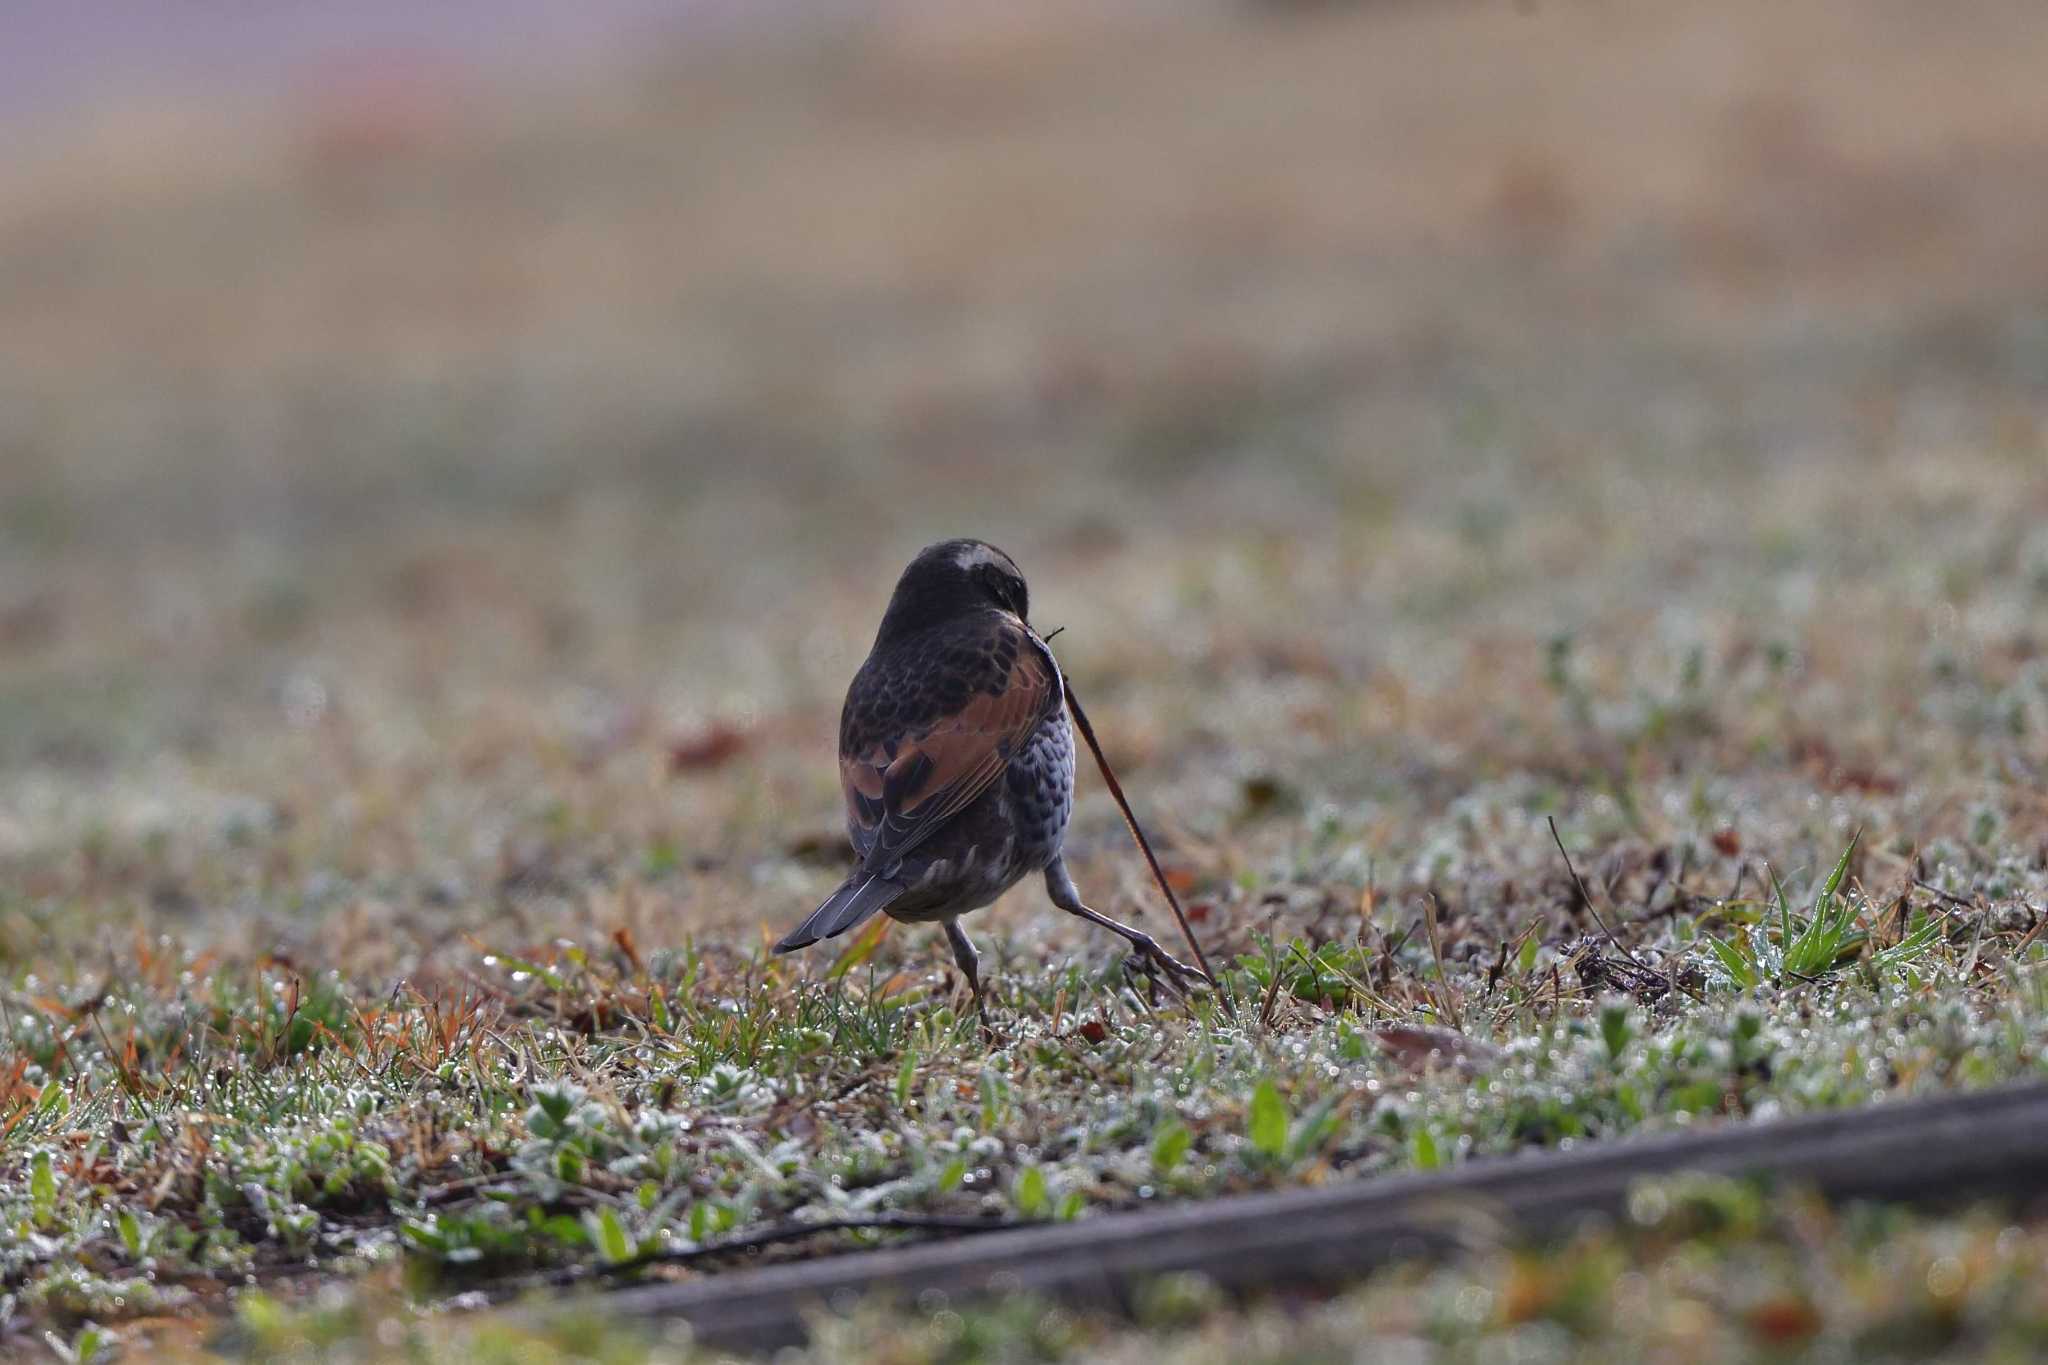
(1547, 816, 1647, 968)
(1062, 681, 1233, 1017)
(1911, 878, 1979, 912)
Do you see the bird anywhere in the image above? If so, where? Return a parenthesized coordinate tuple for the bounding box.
(773, 538, 1200, 1010)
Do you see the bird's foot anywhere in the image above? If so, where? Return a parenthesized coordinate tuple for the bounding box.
(975, 1011, 1005, 1047)
(1120, 933, 1207, 1001)
(954, 980, 1002, 1045)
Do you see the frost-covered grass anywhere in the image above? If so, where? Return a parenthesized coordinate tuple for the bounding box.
(6, 831, 2046, 1356)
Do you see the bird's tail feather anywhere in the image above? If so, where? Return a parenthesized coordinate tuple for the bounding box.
(774, 874, 907, 954)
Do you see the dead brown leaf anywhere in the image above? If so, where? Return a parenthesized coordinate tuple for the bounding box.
(668, 725, 750, 774)
(1372, 1023, 1499, 1076)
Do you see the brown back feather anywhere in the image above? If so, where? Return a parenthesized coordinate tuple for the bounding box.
(839, 615, 1059, 871)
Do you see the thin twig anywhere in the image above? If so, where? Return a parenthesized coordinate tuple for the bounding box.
(1547, 817, 1646, 967)
(1911, 879, 1978, 912)
(1421, 895, 1463, 1032)
(1063, 681, 1232, 1016)
(1629, 884, 1718, 925)
(1257, 954, 1287, 1028)
(2012, 911, 2046, 958)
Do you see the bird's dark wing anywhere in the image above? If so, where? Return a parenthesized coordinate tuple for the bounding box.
(839, 616, 1060, 873)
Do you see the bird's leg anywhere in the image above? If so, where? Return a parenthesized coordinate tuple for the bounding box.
(1043, 857, 1204, 992)
(943, 918, 1001, 1044)
(942, 917, 984, 1013)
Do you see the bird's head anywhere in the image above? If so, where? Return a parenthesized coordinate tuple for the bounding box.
(874, 539, 1031, 643)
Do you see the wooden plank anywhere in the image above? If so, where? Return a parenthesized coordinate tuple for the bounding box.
(581, 1082, 2048, 1352)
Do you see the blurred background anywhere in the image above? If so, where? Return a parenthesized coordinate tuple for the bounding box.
(3, 0, 2045, 969)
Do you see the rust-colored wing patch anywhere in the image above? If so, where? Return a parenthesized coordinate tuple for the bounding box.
(840, 633, 1058, 870)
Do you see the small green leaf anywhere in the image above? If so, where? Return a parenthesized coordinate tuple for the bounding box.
(1286, 1094, 1344, 1163)
(496, 952, 565, 991)
(1600, 1001, 1633, 1061)
(538, 1213, 586, 1246)
(1411, 1127, 1441, 1170)
(588, 1207, 633, 1264)
(895, 1052, 917, 1109)
(1869, 915, 1943, 973)
(1706, 935, 1759, 989)
(1151, 1120, 1192, 1174)
(30, 1149, 56, 1226)
(937, 1157, 968, 1193)
(1769, 864, 1795, 958)
(688, 1202, 712, 1242)
(1336, 1020, 1367, 1061)
(979, 1069, 1006, 1131)
(1248, 1080, 1288, 1159)
(117, 1209, 143, 1258)
(401, 1218, 448, 1254)
(1055, 1190, 1087, 1222)
(1013, 1165, 1049, 1217)
(1730, 1010, 1763, 1066)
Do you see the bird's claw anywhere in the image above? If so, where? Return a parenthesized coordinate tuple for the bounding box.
(1120, 937, 1207, 1002)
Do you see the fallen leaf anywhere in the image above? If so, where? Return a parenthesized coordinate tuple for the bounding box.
(1746, 1295, 1822, 1344)
(611, 926, 644, 973)
(668, 725, 749, 774)
(1373, 1024, 1499, 1076)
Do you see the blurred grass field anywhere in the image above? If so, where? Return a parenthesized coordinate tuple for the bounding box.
(3, 0, 2048, 1357)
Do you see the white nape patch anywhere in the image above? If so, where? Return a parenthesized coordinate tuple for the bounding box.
(952, 543, 1013, 575)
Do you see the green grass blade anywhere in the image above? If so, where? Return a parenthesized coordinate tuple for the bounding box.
(1706, 935, 1760, 989)
(1816, 831, 1860, 908)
